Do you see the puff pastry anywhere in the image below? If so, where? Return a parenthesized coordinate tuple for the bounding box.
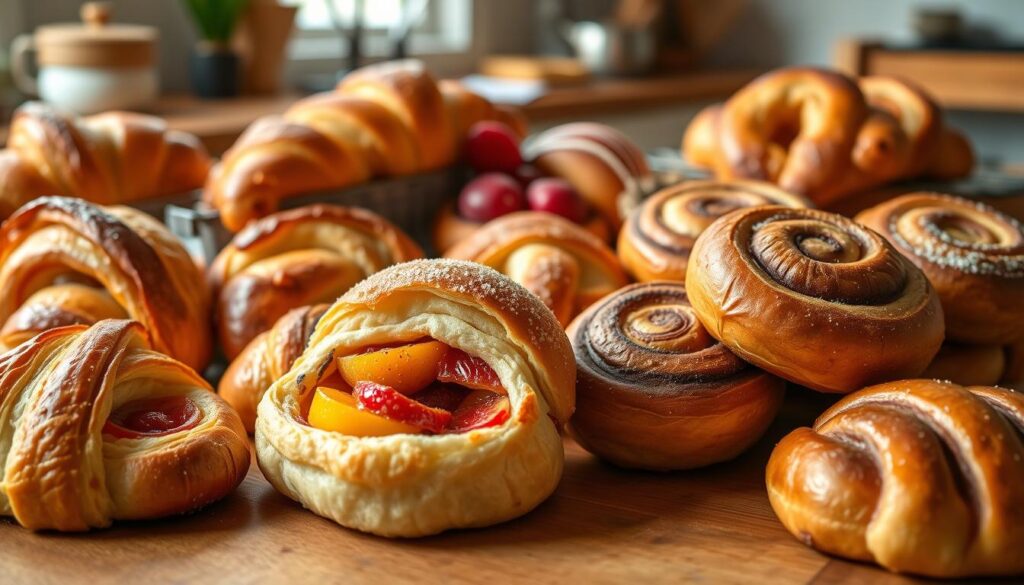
(445, 211, 628, 327)
(256, 259, 575, 536)
(767, 379, 1024, 578)
(208, 204, 422, 359)
(0, 196, 212, 371)
(0, 319, 249, 531)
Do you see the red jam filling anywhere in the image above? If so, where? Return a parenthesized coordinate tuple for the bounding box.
(103, 396, 201, 439)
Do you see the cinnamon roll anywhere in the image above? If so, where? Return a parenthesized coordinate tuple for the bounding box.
(567, 282, 785, 470)
(856, 193, 1024, 345)
(618, 180, 810, 283)
(685, 206, 944, 393)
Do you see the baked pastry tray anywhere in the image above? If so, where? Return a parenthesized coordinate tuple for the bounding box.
(3, 388, 984, 585)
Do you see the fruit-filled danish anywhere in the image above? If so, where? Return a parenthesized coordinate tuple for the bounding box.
(255, 259, 575, 536)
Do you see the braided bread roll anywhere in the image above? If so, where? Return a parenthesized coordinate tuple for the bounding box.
(205, 60, 520, 231)
(618, 179, 810, 283)
(209, 204, 422, 360)
(256, 259, 575, 536)
(767, 379, 1024, 578)
(0, 197, 212, 371)
(524, 123, 653, 230)
(445, 211, 628, 327)
(857, 193, 1024, 345)
(0, 320, 249, 531)
(685, 206, 944, 393)
(0, 102, 211, 218)
(219, 304, 327, 432)
(567, 282, 784, 470)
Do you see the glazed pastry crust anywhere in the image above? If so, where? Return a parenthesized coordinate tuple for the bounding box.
(0, 196, 212, 371)
(0, 320, 249, 531)
(256, 259, 575, 536)
(766, 379, 1024, 578)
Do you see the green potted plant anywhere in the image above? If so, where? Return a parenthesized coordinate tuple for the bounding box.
(182, 0, 248, 98)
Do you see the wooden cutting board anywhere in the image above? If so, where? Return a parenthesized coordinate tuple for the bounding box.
(1, 390, 1013, 585)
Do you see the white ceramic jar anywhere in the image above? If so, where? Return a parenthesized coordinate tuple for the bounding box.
(10, 2, 158, 114)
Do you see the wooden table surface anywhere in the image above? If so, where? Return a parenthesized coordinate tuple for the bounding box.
(3, 388, 1014, 585)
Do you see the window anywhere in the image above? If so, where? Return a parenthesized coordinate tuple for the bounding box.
(285, 0, 473, 62)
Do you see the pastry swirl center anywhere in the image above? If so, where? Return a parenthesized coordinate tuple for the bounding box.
(623, 305, 711, 353)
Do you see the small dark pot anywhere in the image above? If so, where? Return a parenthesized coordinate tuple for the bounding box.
(190, 45, 240, 98)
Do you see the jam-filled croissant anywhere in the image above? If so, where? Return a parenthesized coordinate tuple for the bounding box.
(256, 259, 575, 537)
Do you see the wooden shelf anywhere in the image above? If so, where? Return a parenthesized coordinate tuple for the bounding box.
(1, 70, 755, 155)
(835, 39, 1024, 112)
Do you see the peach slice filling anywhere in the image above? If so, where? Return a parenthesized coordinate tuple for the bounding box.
(103, 396, 201, 439)
(307, 340, 511, 437)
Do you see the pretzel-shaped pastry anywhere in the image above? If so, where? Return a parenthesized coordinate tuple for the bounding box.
(205, 60, 521, 231)
(685, 206, 944, 393)
(0, 197, 212, 371)
(445, 211, 628, 327)
(0, 102, 211, 219)
(567, 282, 784, 470)
(618, 179, 810, 283)
(767, 379, 1024, 577)
(0, 319, 249, 531)
(256, 259, 575, 536)
(857, 193, 1024, 345)
(209, 204, 422, 359)
(219, 304, 328, 432)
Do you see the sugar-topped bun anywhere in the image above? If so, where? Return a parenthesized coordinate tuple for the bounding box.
(255, 259, 575, 537)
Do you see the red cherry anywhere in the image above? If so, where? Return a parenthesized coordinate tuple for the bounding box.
(353, 381, 452, 434)
(464, 121, 523, 174)
(457, 173, 526, 222)
(513, 164, 544, 188)
(526, 178, 588, 223)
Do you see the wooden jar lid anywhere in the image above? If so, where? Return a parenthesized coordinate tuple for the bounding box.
(34, 2, 157, 68)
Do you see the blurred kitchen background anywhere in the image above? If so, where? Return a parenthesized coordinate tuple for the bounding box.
(2, 0, 1023, 164)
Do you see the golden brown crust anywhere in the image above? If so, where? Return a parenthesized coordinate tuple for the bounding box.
(219, 304, 329, 432)
(526, 123, 652, 229)
(685, 206, 944, 393)
(445, 211, 628, 327)
(0, 197, 212, 371)
(922, 342, 1007, 386)
(209, 204, 423, 359)
(766, 379, 1024, 578)
(856, 193, 1024, 345)
(0, 320, 249, 531)
(618, 179, 810, 283)
(567, 282, 784, 470)
(0, 102, 210, 217)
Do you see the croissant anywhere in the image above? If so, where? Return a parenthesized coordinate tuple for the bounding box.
(0, 102, 211, 219)
(208, 204, 423, 360)
(681, 69, 973, 206)
(205, 60, 522, 231)
(0, 196, 212, 371)
(618, 179, 810, 283)
(685, 206, 944, 393)
(219, 304, 328, 432)
(0, 319, 249, 531)
(445, 211, 628, 327)
(856, 192, 1024, 345)
(767, 379, 1024, 577)
(256, 259, 575, 536)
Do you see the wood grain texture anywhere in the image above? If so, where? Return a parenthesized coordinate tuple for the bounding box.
(1, 389, 1018, 585)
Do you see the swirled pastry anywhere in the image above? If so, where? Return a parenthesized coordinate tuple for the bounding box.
(445, 211, 628, 327)
(208, 204, 422, 359)
(0, 197, 212, 371)
(524, 123, 653, 229)
(856, 193, 1024, 345)
(685, 206, 944, 393)
(618, 179, 810, 283)
(219, 304, 328, 432)
(256, 259, 575, 536)
(767, 379, 1024, 578)
(0, 319, 249, 531)
(0, 102, 211, 218)
(567, 282, 784, 470)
